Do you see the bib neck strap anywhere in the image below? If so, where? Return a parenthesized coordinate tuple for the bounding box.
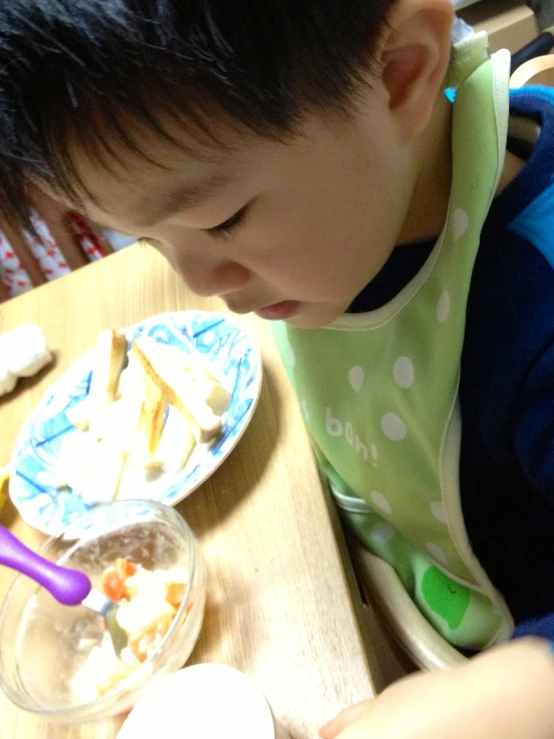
(444, 31, 490, 91)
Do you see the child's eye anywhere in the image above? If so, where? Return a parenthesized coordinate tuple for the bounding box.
(207, 206, 248, 237)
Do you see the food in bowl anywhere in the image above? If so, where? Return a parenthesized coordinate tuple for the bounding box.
(73, 558, 193, 700)
(57, 329, 231, 503)
(0, 500, 206, 724)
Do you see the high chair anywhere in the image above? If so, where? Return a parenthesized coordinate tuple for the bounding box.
(510, 51, 554, 86)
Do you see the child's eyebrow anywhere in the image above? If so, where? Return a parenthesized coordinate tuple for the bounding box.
(131, 170, 236, 229)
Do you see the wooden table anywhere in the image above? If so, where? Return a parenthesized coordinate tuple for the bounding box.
(0, 244, 376, 738)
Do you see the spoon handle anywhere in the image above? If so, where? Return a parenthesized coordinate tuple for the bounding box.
(0, 524, 91, 605)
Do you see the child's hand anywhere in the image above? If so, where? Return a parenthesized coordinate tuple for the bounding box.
(320, 638, 554, 739)
(319, 669, 473, 739)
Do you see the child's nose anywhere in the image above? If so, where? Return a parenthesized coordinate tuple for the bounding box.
(175, 251, 251, 298)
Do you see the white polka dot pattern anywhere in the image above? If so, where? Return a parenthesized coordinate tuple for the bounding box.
(453, 207, 469, 241)
(348, 365, 365, 393)
(431, 501, 448, 524)
(370, 490, 392, 514)
(393, 356, 414, 388)
(426, 542, 448, 566)
(381, 413, 406, 441)
(372, 521, 396, 544)
(436, 291, 451, 323)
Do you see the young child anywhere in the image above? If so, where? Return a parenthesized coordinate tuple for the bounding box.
(1, 0, 554, 734)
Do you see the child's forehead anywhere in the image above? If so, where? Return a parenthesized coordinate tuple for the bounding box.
(109, 169, 239, 230)
(76, 110, 243, 179)
(56, 106, 350, 231)
(67, 111, 256, 216)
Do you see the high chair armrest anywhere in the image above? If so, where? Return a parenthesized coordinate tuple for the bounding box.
(510, 52, 554, 86)
(348, 535, 467, 672)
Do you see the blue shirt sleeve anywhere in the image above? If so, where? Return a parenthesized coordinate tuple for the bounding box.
(514, 341, 554, 503)
(511, 342, 554, 639)
(513, 612, 554, 640)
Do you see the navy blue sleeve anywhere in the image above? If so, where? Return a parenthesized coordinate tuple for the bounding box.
(513, 612, 554, 640)
(460, 225, 554, 628)
(514, 341, 554, 504)
(458, 87, 554, 633)
(510, 342, 554, 640)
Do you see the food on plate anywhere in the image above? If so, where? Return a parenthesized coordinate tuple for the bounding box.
(154, 406, 196, 474)
(59, 330, 231, 502)
(88, 330, 128, 440)
(135, 373, 166, 461)
(0, 324, 53, 396)
(72, 558, 191, 700)
(184, 352, 232, 416)
(65, 398, 90, 431)
(134, 339, 232, 416)
(58, 432, 126, 503)
(132, 338, 222, 443)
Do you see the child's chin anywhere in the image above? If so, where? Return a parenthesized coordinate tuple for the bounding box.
(283, 305, 344, 329)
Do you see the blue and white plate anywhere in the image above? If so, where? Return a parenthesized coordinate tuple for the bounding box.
(10, 311, 262, 536)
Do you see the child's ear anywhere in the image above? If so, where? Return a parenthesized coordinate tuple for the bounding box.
(378, 0, 454, 139)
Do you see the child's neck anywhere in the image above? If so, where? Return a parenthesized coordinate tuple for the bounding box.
(398, 92, 525, 247)
(398, 92, 453, 246)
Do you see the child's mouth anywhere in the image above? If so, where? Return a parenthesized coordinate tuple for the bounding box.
(254, 300, 300, 321)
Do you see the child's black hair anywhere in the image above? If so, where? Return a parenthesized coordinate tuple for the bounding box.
(0, 0, 393, 226)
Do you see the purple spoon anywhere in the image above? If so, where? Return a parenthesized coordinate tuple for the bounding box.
(0, 524, 127, 656)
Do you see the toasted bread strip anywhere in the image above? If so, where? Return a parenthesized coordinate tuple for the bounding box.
(135, 374, 167, 459)
(166, 342, 231, 415)
(132, 338, 222, 443)
(154, 407, 196, 473)
(133, 340, 231, 415)
(89, 330, 127, 440)
(184, 356, 231, 415)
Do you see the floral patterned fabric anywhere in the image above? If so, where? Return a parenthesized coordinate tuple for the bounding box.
(0, 210, 133, 298)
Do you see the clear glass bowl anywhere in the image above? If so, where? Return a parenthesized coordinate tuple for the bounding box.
(0, 500, 206, 724)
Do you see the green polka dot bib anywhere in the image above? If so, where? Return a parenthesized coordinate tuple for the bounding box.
(273, 38, 515, 650)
